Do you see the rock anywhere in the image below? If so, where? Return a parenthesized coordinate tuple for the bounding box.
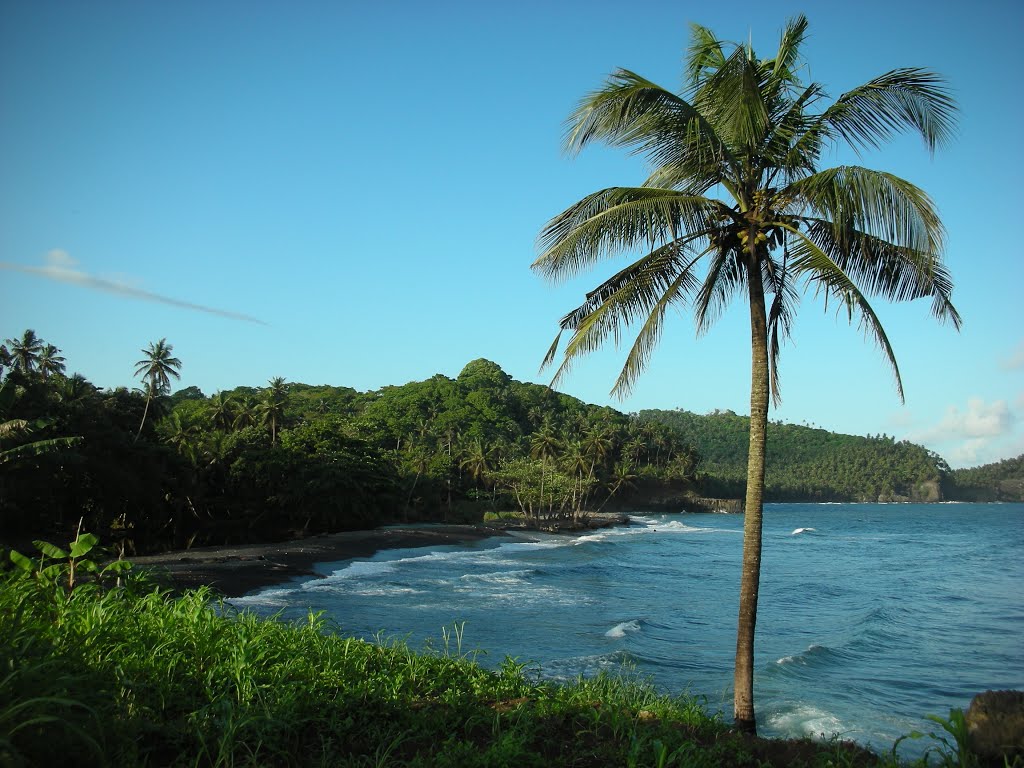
(965, 690, 1024, 766)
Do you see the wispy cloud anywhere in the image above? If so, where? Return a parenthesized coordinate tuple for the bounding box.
(2, 250, 266, 325)
(1000, 340, 1024, 371)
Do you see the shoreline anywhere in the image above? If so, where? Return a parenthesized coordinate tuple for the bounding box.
(129, 513, 629, 598)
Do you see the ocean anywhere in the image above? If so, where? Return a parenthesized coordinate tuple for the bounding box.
(230, 503, 1024, 757)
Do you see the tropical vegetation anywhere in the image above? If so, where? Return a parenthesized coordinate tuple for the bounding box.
(0, 552, 970, 767)
(533, 15, 959, 733)
(2, 329, 1016, 564)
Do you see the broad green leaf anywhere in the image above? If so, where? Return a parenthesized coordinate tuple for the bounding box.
(69, 533, 99, 558)
(40, 563, 63, 580)
(33, 540, 68, 559)
(9, 549, 34, 573)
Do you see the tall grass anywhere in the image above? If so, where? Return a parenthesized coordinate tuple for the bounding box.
(0, 568, 953, 767)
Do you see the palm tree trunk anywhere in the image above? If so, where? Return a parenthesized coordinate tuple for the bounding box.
(734, 251, 770, 736)
(134, 393, 152, 443)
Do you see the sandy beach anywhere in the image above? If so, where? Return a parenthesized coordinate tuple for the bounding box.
(128, 514, 630, 598)
(128, 525, 510, 597)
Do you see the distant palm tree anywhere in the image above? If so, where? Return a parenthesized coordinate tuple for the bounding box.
(0, 344, 11, 379)
(163, 411, 201, 464)
(232, 395, 259, 430)
(460, 438, 494, 487)
(534, 15, 958, 733)
(133, 339, 182, 442)
(260, 377, 288, 444)
(208, 392, 237, 432)
(37, 344, 66, 380)
(530, 423, 563, 520)
(5, 329, 44, 374)
(56, 373, 97, 405)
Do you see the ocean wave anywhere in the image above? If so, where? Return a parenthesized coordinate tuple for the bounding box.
(459, 569, 538, 585)
(536, 650, 637, 681)
(605, 619, 642, 638)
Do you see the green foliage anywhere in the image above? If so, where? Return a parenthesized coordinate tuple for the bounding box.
(891, 709, 994, 768)
(8, 531, 132, 591)
(5, 325, 1000, 557)
(948, 455, 1024, 502)
(637, 409, 945, 502)
(0, 576, 910, 767)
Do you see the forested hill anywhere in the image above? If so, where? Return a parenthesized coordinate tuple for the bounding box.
(5, 327, 1021, 557)
(947, 455, 1024, 501)
(634, 409, 947, 503)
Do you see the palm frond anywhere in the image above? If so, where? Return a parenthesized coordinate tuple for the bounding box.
(565, 69, 735, 187)
(799, 220, 960, 328)
(686, 23, 727, 85)
(0, 436, 82, 465)
(786, 232, 907, 400)
(763, 82, 827, 185)
(695, 44, 770, 157)
(770, 14, 808, 81)
(788, 166, 944, 255)
(821, 68, 957, 155)
(610, 270, 697, 398)
(542, 242, 703, 389)
(763, 249, 801, 405)
(693, 245, 746, 336)
(533, 188, 719, 281)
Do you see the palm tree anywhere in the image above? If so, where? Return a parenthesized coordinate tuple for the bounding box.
(163, 411, 201, 463)
(260, 377, 288, 444)
(0, 345, 11, 379)
(209, 392, 237, 432)
(5, 329, 44, 374)
(233, 395, 259, 430)
(37, 344, 66, 380)
(133, 339, 182, 442)
(580, 427, 613, 516)
(533, 15, 958, 734)
(529, 422, 563, 521)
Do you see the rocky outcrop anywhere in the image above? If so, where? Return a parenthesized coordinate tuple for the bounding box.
(965, 690, 1024, 766)
(679, 495, 743, 514)
(605, 479, 743, 514)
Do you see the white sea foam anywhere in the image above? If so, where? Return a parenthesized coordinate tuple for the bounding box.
(346, 585, 423, 597)
(605, 620, 642, 638)
(766, 703, 846, 739)
(459, 569, 536, 585)
(791, 527, 817, 535)
(327, 560, 398, 579)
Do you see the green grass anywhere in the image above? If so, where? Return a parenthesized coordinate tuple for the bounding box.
(0, 570, 954, 767)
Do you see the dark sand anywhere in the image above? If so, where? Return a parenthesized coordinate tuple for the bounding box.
(129, 515, 631, 598)
(129, 525, 511, 598)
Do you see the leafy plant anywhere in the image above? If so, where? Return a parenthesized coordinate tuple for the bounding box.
(8, 530, 132, 591)
(894, 709, 978, 768)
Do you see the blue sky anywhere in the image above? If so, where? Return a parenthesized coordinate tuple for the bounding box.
(2, 0, 1022, 469)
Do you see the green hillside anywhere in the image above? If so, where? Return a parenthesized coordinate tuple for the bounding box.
(635, 409, 946, 503)
(947, 455, 1024, 501)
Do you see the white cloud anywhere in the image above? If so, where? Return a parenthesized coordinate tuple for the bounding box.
(947, 438, 987, 467)
(1, 250, 266, 325)
(907, 397, 1020, 468)
(1000, 340, 1024, 371)
(916, 397, 1015, 442)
